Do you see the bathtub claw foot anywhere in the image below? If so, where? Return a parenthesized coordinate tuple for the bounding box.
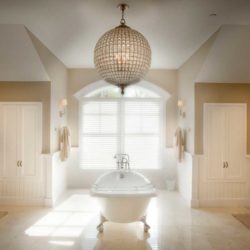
(97, 223, 104, 233)
(141, 216, 150, 233)
(97, 214, 107, 233)
(144, 223, 150, 233)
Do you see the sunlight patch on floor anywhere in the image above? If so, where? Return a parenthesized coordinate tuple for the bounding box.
(49, 240, 75, 246)
(25, 194, 98, 237)
(55, 194, 100, 212)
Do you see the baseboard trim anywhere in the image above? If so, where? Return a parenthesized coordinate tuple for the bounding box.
(198, 199, 250, 207)
(191, 199, 200, 208)
(44, 198, 53, 207)
(245, 199, 250, 207)
(0, 197, 51, 207)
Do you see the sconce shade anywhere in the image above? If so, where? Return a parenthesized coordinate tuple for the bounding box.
(61, 99, 68, 107)
(177, 100, 183, 107)
(177, 100, 185, 118)
(59, 98, 68, 118)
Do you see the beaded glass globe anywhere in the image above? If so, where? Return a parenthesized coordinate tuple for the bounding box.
(94, 4, 151, 93)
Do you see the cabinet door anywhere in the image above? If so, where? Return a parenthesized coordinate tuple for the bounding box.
(19, 104, 42, 179)
(204, 106, 226, 180)
(0, 104, 20, 178)
(224, 106, 246, 180)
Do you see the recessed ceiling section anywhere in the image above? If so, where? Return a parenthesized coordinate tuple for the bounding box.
(0, 0, 250, 69)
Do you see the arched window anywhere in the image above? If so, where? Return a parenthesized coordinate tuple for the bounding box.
(79, 84, 166, 169)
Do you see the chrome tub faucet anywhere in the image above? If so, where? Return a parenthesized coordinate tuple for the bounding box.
(114, 153, 130, 171)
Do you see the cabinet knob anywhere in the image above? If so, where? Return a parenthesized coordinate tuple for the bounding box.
(20, 161, 22, 167)
(17, 161, 20, 167)
(226, 162, 229, 168)
(223, 162, 225, 168)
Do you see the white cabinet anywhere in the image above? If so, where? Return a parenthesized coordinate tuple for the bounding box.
(0, 103, 44, 204)
(19, 104, 42, 179)
(0, 104, 19, 178)
(200, 103, 248, 206)
(204, 104, 246, 181)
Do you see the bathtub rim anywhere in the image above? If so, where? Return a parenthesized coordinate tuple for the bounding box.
(90, 188, 157, 198)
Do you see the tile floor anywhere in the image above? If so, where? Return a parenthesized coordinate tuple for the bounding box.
(0, 190, 250, 250)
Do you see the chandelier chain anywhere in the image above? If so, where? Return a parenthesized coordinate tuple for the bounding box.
(119, 3, 128, 25)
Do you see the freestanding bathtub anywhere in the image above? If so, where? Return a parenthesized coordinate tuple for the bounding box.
(91, 170, 156, 233)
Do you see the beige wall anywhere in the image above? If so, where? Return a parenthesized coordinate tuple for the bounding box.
(146, 70, 178, 146)
(28, 30, 68, 152)
(195, 83, 250, 154)
(0, 82, 51, 153)
(68, 68, 178, 147)
(177, 33, 217, 154)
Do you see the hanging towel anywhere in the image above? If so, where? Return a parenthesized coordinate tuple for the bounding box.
(174, 127, 185, 162)
(60, 126, 71, 161)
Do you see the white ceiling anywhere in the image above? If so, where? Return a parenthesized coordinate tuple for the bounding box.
(0, 0, 250, 69)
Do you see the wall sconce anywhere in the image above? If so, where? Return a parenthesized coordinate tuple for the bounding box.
(59, 98, 68, 117)
(177, 100, 186, 118)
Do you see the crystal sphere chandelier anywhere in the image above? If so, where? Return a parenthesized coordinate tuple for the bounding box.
(94, 3, 151, 94)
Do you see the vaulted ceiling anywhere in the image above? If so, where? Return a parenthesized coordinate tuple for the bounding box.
(0, 0, 250, 69)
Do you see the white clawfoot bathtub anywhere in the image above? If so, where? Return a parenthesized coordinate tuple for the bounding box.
(91, 170, 156, 232)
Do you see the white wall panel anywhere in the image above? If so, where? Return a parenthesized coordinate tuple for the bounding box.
(177, 152, 193, 205)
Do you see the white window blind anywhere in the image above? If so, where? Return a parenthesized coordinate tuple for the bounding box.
(80, 98, 163, 169)
(123, 100, 161, 169)
(80, 100, 119, 169)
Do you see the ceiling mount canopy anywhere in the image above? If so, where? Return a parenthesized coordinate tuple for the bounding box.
(94, 3, 151, 94)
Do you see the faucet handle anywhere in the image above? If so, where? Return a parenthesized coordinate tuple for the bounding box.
(114, 154, 130, 165)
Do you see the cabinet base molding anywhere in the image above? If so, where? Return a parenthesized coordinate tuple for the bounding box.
(0, 197, 49, 206)
(191, 199, 200, 208)
(44, 198, 53, 207)
(197, 199, 250, 207)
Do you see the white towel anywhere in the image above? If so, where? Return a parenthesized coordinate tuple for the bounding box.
(174, 127, 185, 162)
(60, 126, 71, 161)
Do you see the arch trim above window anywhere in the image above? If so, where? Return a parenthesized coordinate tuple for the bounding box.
(74, 80, 171, 100)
